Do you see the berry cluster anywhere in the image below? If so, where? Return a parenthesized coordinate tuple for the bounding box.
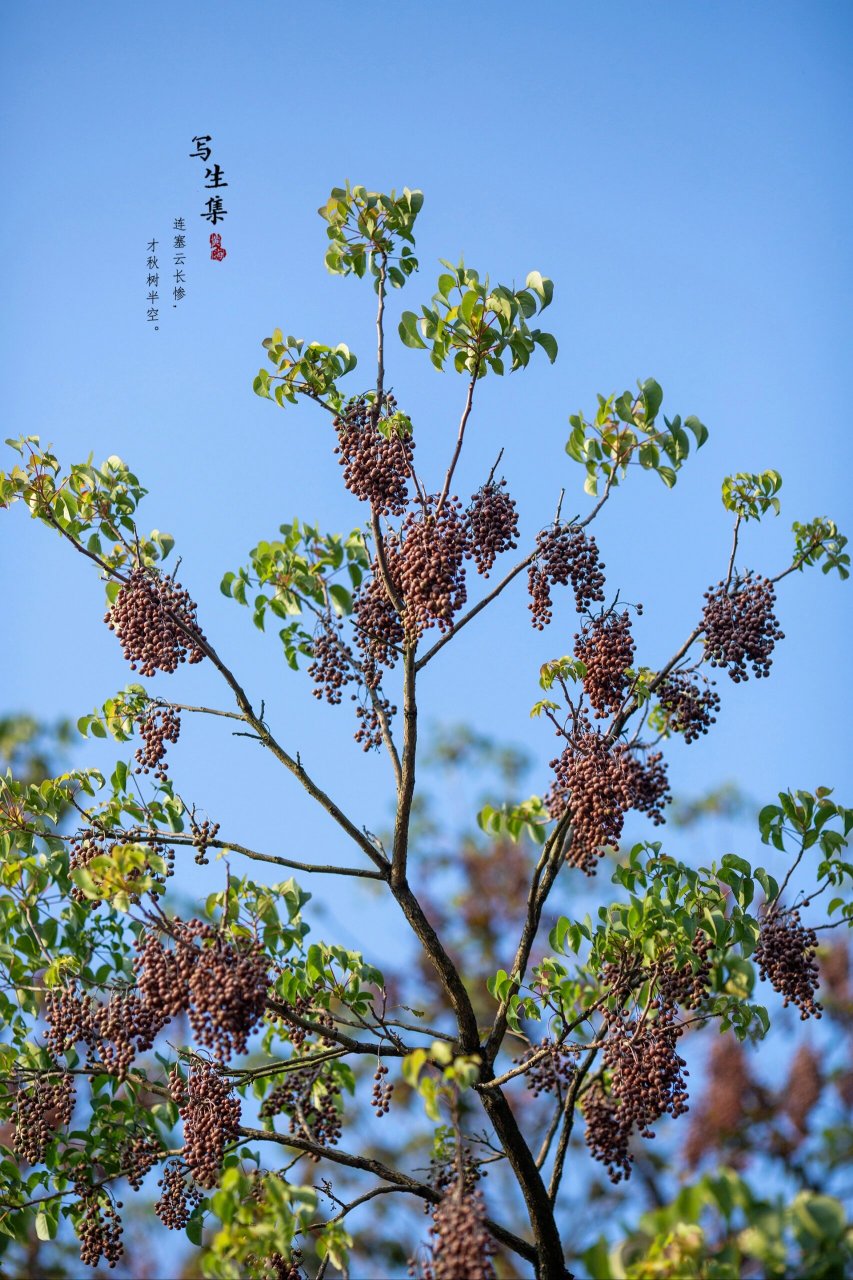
(189, 815, 220, 865)
(371, 1061, 393, 1116)
(251, 1252, 306, 1280)
(155, 1157, 202, 1230)
(353, 690, 397, 752)
(333, 394, 414, 516)
(75, 1186, 124, 1269)
(414, 1183, 496, 1280)
(352, 568, 405, 684)
(44, 985, 166, 1080)
(14, 1072, 74, 1164)
(658, 933, 713, 1011)
(308, 617, 358, 706)
(755, 908, 822, 1019)
(466, 479, 519, 577)
(586, 1000, 689, 1183)
(702, 575, 784, 682)
(68, 825, 174, 905)
(657, 672, 720, 743)
(134, 705, 181, 782)
(178, 1059, 241, 1188)
(260, 1063, 343, 1154)
(134, 918, 271, 1062)
(528, 524, 605, 628)
(515, 1038, 577, 1098)
(393, 497, 470, 637)
(121, 1133, 162, 1191)
(575, 611, 635, 718)
(548, 729, 630, 874)
(616, 747, 671, 826)
(105, 567, 206, 676)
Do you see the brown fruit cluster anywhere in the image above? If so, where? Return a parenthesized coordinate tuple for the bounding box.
(755, 908, 822, 1019)
(14, 1072, 74, 1164)
(333, 394, 414, 516)
(75, 1186, 124, 1269)
(658, 933, 713, 1010)
(68, 824, 174, 905)
(414, 1182, 496, 1280)
(466, 479, 519, 577)
(44, 985, 167, 1080)
(616, 747, 671, 827)
(548, 729, 630, 874)
(134, 918, 271, 1062)
(155, 1157, 202, 1230)
(105, 566, 206, 676)
(586, 999, 689, 1183)
(657, 672, 720, 743)
(259, 1063, 342, 1154)
(134, 705, 181, 781)
(122, 1133, 162, 1191)
(308, 617, 358, 705)
(251, 1252, 306, 1280)
(352, 567, 405, 684)
(371, 1061, 393, 1116)
(190, 815, 220, 865)
(392, 496, 470, 638)
(575, 610, 635, 718)
(515, 1038, 578, 1098)
(353, 690, 397, 752)
(178, 1059, 241, 1189)
(702, 575, 784, 682)
(528, 524, 606, 628)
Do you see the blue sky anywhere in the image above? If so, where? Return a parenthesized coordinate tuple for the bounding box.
(2, 1, 851, 963)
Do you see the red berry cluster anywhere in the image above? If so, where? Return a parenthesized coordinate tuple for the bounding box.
(528, 524, 606, 628)
(413, 1182, 496, 1280)
(755, 908, 822, 1020)
(333, 394, 414, 516)
(105, 567, 206, 676)
(14, 1072, 75, 1164)
(74, 1185, 124, 1269)
(702, 575, 784, 682)
(575, 610, 635, 718)
(683, 1036, 750, 1170)
(783, 1044, 822, 1136)
(176, 1059, 241, 1189)
(155, 1157, 202, 1230)
(353, 690, 397, 752)
(134, 918, 270, 1062)
(657, 672, 720, 743)
(134, 705, 181, 782)
(466, 479, 519, 577)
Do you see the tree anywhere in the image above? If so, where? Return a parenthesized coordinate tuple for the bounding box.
(0, 183, 850, 1279)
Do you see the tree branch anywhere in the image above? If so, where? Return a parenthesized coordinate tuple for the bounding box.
(238, 1126, 537, 1266)
(437, 375, 477, 516)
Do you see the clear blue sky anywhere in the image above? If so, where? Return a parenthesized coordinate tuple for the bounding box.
(2, 1, 851, 966)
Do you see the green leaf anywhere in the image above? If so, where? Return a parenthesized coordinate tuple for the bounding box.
(399, 312, 427, 350)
